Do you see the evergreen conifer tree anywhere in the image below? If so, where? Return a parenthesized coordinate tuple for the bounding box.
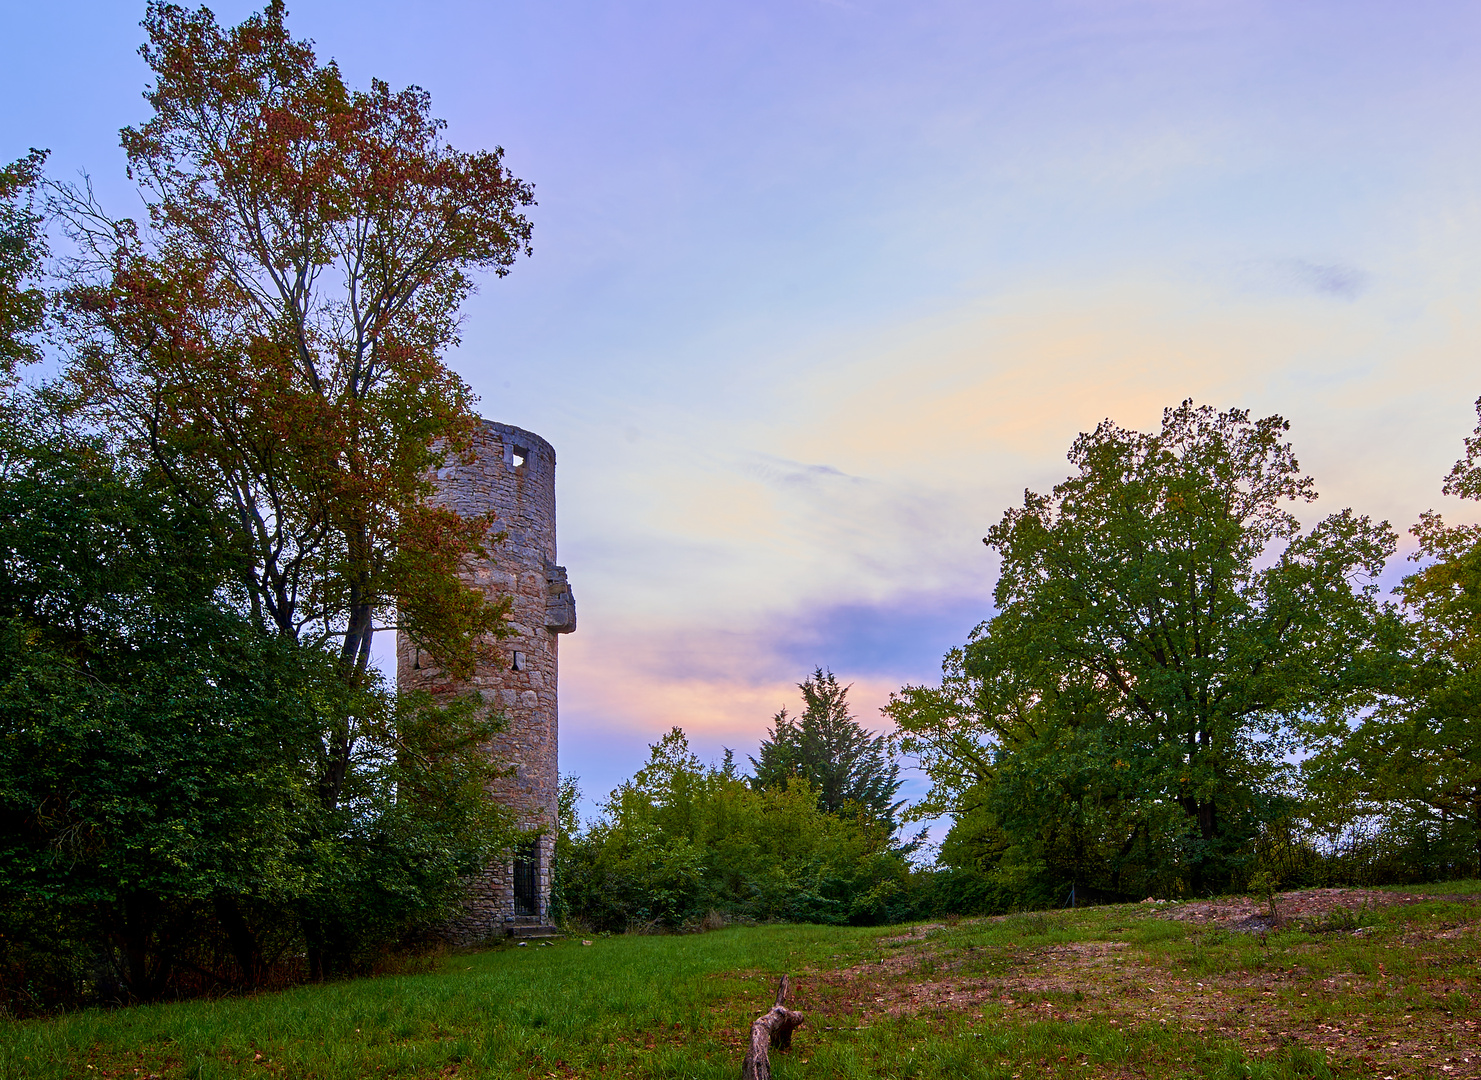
(751, 668, 903, 829)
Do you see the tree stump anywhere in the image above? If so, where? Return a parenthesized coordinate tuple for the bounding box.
(741, 975, 805, 1080)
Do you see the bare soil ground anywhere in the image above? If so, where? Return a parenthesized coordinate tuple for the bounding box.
(1161, 888, 1453, 934)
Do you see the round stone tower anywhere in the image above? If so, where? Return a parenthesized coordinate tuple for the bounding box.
(396, 419, 574, 941)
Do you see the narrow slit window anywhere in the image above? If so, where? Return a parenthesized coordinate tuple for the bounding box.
(512, 445, 529, 468)
(511, 650, 526, 671)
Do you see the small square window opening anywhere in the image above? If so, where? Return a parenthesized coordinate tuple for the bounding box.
(512, 445, 529, 468)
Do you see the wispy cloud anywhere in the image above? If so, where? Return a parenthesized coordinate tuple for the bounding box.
(1278, 259, 1370, 300)
(742, 453, 869, 489)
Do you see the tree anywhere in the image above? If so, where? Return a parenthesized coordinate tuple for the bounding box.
(23, 0, 535, 986)
(0, 432, 319, 1001)
(890, 402, 1395, 895)
(888, 641, 1165, 905)
(752, 668, 903, 828)
(0, 428, 512, 1002)
(563, 728, 917, 930)
(1313, 397, 1481, 877)
(0, 148, 48, 382)
(54, 0, 532, 698)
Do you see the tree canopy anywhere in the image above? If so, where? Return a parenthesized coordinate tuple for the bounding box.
(890, 401, 1397, 898)
(0, 2, 537, 1005)
(1305, 397, 1481, 878)
(55, 0, 532, 687)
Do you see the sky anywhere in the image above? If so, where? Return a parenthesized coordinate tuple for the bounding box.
(6, 0, 1481, 826)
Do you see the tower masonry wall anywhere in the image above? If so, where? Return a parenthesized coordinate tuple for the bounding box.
(395, 419, 572, 942)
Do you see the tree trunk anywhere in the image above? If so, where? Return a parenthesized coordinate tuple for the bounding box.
(741, 975, 804, 1080)
(302, 915, 327, 982)
(125, 892, 158, 1000)
(117, 891, 176, 1002)
(1197, 799, 1217, 841)
(1472, 787, 1481, 878)
(214, 895, 259, 989)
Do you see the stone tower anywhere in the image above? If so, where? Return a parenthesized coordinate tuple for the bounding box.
(396, 419, 574, 941)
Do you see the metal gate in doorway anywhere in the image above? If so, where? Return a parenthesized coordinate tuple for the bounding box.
(513, 841, 538, 917)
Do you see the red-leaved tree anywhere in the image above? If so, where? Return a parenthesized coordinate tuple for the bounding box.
(55, 0, 533, 811)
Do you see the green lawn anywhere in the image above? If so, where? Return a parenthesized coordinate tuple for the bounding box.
(4, 884, 1478, 1080)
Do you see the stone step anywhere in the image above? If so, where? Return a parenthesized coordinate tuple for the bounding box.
(506, 924, 561, 939)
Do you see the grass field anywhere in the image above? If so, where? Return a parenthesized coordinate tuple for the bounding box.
(3, 883, 1477, 1080)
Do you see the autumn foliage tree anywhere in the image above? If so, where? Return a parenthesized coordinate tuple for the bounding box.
(2, 2, 542, 990)
(54, 0, 534, 812)
(0, 148, 47, 384)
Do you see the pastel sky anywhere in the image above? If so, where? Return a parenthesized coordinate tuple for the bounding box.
(7, 1, 1481, 823)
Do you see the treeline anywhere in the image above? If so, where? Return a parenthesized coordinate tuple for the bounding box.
(557, 672, 924, 932)
(559, 403, 1481, 932)
(1, 2, 536, 1011)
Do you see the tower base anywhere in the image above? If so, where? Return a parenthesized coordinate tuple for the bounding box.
(505, 920, 561, 940)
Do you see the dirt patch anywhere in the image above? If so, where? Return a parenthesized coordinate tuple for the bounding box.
(1038, 941, 1129, 958)
(1158, 888, 1449, 933)
(806, 935, 1140, 1020)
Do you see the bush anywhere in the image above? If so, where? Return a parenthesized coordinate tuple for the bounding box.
(560, 730, 925, 931)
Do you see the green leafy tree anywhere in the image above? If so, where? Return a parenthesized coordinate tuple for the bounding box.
(751, 668, 903, 827)
(564, 728, 917, 930)
(548, 774, 583, 925)
(0, 434, 315, 1000)
(1310, 398, 1481, 877)
(891, 401, 1396, 896)
(0, 431, 511, 1002)
(889, 643, 1167, 905)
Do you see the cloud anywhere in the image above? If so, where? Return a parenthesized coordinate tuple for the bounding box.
(557, 583, 990, 757)
(742, 453, 868, 489)
(773, 593, 990, 681)
(1215, 257, 1373, 302)
(1279, 259, 1370, 300)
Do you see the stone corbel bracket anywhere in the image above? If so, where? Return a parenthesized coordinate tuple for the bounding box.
(544, 559, 576, 634)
